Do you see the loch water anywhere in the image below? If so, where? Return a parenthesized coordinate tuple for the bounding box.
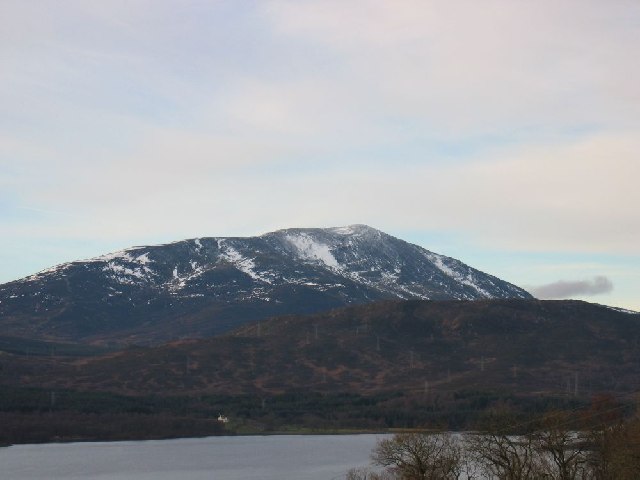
(0, 434, 388, 480)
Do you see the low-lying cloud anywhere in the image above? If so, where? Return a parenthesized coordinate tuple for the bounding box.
(530, 276, 613, 299)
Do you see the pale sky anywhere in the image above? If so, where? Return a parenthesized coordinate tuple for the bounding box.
(1, 1, 638, 310)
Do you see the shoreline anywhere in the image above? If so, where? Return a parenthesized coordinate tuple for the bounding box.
(1, 429, 396, 449)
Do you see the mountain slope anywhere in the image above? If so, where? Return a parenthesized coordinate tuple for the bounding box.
(0, 225, 531, 345)
(4, 300, 639, 398)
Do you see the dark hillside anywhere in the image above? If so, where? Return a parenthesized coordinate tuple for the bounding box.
(2, 299, 638, 442)
(4, 299, 638, 398)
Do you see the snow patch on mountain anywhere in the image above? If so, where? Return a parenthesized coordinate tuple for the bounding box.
(102, 261, 155, 285)
(330, 224, 376, 237)
(603, 305, 638, 315)
(134, 253, 152, 265)
(218, 241, 272, 284)
(96, 250, 134, 262)
(286, 234, 340, 269)
(24, 263, 71, 281)
(331, 226, 357, 235)
(425, 252, 494, 298)
(380, 270, 399, 283)
(167, 261, 208, 290)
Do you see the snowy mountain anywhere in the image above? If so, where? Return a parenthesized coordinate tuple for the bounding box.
(0, 225, 532, 345)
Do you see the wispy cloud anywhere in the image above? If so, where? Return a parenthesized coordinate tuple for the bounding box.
(0, 1, 639, 311)
(530, 276, 614, 299)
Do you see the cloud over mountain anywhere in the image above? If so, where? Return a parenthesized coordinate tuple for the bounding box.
(530, 276, 613, 299)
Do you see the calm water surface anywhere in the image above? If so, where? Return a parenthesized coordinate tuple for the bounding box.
(0, 434, 388, 480)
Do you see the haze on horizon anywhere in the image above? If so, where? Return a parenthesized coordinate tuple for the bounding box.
(1, 1, 638, 311)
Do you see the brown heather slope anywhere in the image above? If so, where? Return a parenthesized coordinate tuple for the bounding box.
(2, 299, 640, 401)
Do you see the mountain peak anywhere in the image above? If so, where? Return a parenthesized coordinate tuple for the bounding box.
(327, 224, 379, 235)
(264, 224, 380, 237)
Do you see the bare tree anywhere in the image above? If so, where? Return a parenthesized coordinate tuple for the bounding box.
(346, 467, 397, 480)
(531, 411, 589, 480)
(466, 430, 540, 480)
(371, 432, 462, 480)
(584, 419, 640, 480)
(350, 401, 640, 480)
(580, 394, 640, 480)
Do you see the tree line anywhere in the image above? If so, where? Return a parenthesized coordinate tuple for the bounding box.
(347, 395, 640, 479)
